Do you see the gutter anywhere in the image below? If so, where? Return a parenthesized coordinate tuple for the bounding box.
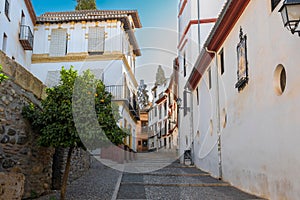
(187, 0, 251, 90)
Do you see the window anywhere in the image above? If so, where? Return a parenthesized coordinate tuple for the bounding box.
(88, 27, 105, 54)
(138, 141, 141, 146)
(208, 68, 212, 89)
(164, 120, 167, 135)
(196, 87, 199, 105)
(159, 105, 162, 119)
(183, 90, 187, 116)
(4, 0, 10, 20)
(154, 106, 157, 117)
(183, 52, 187, 77)
(2, 33, 7, 53)
(21, 11, 25, 25)
(219, 49, 225, 75)
(271, 0, 281, 11)
(274, 64, 287, 95)
(49, 29, 68, 56)
(164, 101, 167, 116)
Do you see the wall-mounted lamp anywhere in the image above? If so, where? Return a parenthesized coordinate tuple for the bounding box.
(279, 0, 300, 36)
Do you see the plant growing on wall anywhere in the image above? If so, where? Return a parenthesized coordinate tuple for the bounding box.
(75, 0, 97, 10)
(0, 65, 8, 83)
(22, 67, 127, 200)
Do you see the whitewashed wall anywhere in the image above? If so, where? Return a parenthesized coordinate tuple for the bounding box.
(0, 0, 34, 69)
(193, 0, 300, 199)
(177, 0, 225, 163)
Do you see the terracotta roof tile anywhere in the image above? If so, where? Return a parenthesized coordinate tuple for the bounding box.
(37, 10, 142, 28)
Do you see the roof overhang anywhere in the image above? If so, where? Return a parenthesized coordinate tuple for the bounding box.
(187, 0, 251, 90)
(25, 0, 36, 24)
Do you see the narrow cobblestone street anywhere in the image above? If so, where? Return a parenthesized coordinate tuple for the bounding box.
(38, 151, 264, 200)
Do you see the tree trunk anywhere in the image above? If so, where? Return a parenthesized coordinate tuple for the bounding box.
(60, 146, 74, 200)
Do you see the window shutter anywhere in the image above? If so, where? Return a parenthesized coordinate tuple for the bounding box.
(88, 27, 105, 53)
(49, 29, 67, 56)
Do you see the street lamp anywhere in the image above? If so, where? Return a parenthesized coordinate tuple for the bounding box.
(279, 0, 300, 36)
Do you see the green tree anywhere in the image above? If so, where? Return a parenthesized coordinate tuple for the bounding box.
(23, 67, 127, 200)
(75, 0, 97, 10)
(0, 65, 8, 83)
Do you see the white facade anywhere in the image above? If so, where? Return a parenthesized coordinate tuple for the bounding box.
(177, 0, 225, 163)
(184, 0, 300, 199)
(31, 10, 142, 151)
(148, 77, 178, 152)
(0, 0, 35, 69)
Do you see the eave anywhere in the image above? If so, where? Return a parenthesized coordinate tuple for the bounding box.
(25, 0, 36, 24)
(187, 0, 251, 90)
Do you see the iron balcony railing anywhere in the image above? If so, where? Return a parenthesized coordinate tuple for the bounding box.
(106, 85, 129, 100)
(106, 85, 139, 120)
(19, 25, 34, 50)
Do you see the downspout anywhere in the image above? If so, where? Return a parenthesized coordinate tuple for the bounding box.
(205, 47, 222, 179)
(183, 89, 194, 165)
(197, 0, 201, 53)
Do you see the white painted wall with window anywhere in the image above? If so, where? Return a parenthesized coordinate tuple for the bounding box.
(0, 0, 35, 69)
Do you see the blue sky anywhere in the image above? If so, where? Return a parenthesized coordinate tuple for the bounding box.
(32, 0, 177, 29)
(31, 0, 178, 85)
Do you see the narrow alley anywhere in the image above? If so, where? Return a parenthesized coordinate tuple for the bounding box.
(38, 151, 263, 200)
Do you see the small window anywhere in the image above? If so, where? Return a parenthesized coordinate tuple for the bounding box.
(208, 68, 212, 89)
(271, 0, 281, 11)
(183, 90, 187, 116)
(164, 101, 167, 116)
(196, 87, 199, 105)
(21, 11, 25, 25)
(138, 141, 141, 146)
(158, 105, 162, 119)
(274, 64, 286, 95)
(183, 52, 187, 77)
(4, 0, 10, 20)
(2, 33, 7, 53)
(219, 49, 225, 75)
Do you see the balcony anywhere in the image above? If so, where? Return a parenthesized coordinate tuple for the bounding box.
(106, 85, 139, 120)
(19, 25, 33, 50)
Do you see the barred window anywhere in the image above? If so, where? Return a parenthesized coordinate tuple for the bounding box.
(88, 27, 105, 54)
(49, 29, 68, 57)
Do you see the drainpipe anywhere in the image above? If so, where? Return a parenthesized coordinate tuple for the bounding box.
(184, 89, 194, 165)
(205, 47, 222, 179)
(197, 0, 201, 54)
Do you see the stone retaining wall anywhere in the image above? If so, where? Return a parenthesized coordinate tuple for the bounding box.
(0, 51, 54, 199)
(0, 51, 91, 198)
(0, 172, 25, 200)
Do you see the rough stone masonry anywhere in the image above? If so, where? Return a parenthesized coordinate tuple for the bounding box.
(0, 51, 91, 199)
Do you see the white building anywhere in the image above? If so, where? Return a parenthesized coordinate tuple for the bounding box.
(148, 66, 178, 152)
(181, 0, 300, 199)
(177, 0, 225, 163)
(0, 0, 35, 69)
(31, 10, 142, 151)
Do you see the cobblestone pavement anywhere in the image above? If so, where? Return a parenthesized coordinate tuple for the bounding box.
(37, 151, 265, 200)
